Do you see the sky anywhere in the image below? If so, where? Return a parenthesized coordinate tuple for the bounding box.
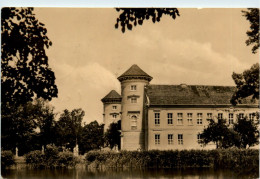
(33, 8, 258, 124)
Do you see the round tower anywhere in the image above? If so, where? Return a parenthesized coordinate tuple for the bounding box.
(101, 90, 122, 132)
(117, 64, 152, 150)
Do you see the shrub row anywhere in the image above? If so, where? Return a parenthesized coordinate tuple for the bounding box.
(25, 144, 79, 169)
(85, 149, 259, 172)
(1, 150, 16, 169)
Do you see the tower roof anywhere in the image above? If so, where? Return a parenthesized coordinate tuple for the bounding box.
(101, 90, 122, 103)
(118, 64, 153, 82)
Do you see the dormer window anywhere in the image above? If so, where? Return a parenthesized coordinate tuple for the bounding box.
(130, 85, 137, 91)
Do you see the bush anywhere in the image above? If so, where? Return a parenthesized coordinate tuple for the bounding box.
(44, 144, 59, 168)
(58, 151, 78, 167)
(25, 145, 79, 169)
(1, 150, 15, 169)
(25, 150, 45, 168)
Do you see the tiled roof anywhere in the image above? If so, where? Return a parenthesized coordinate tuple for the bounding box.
(146, 85, 257, 106)
(118, 64, 152, 82)
(101, 90, 121, 102)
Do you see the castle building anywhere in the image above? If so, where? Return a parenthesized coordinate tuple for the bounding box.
(102, 64, 258, 151)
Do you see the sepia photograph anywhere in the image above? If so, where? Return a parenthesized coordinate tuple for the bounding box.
(1, 7, 259, 178)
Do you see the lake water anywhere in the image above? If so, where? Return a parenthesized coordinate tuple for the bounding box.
(2, 168, 255, 179)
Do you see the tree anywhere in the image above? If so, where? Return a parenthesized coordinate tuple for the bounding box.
(33, 99, 57, 148)
(104, 121, 121, 150)
(55, 108, 85, 150)
(1, 99, 56, 155)
(233, 115, 259, 148)
(242, 8, 259, 54)
(199, 118, 240, 149)
(115, 8, 179, 33)
(1, 7, 58, 108)
(79, 121, 104, 154)
(1, 7, 58, 153)
(231, 63, 259, 105)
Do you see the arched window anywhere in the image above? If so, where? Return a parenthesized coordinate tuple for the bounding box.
(131, 115, 137, 130)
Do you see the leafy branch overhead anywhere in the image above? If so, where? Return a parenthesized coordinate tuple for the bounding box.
(242, 8, 259, 54)
(231, 63, 259, 105)
(1, 7, 58, 107)
(115, 8, 179, 33)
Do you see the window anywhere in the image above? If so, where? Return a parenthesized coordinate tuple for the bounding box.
(177, 113, 183, 125)
(168, 134, 173, 145)
(207, 113, 212, 120)
(131, 97, 137, 103)
(167, 113, 173, 125)
(155, 113, 160, 125)
(238, 113, 244, 119)
(197, 113, 203, 125)
(112, 114, 117, 119)
(218, 113, 223, 120)
(187, 113, 193, 125)
(197, 134, 202, 143)
(249, 113, 255, 120)
(131, 115, 137, 130)
(112, 105, 117, 110)
(178, 134, 183, 145)
(130, 85, 137, 91)
(228, 113, 234, 124)
(155, 134, 160, 145)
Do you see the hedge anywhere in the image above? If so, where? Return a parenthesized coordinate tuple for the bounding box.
(85, 149, 259, 175)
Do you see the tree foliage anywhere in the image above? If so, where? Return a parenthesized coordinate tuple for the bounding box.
(234, 115, 259, 148)
(231, 63, 259, 105)
(1, 99, 56, 155)
(200, 114, 259, 149)
(115, 8, 179, 33)
(242, 8, 259, 54)
(105, 121, 121, 150)
(199, 118, 239, 149)
(79, 121, 104, 154)
(1, 7, 58, 108)
(55, 109, 85, 150)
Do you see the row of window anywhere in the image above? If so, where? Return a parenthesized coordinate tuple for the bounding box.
(154, 134, 201, 145)
(154, 112, 254, 126)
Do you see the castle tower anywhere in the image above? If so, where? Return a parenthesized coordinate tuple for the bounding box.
(117, 64, 152, 150)
(101, 90, 122, 132)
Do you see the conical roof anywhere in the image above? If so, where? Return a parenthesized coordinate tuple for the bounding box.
(118, 64, 153, 82)
(101, 90, 122, 103)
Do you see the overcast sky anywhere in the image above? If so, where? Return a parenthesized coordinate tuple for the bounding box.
(34, 8, 258, 124)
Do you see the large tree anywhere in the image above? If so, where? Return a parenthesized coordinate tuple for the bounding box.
(1, 99, 56, 155)
(33, 99, 57, 148)
(242, 8, 259, 54)
(1, 7, 58, 108)
(1, 7, 58, 153)
(199, 118, 239, 149)
(79, 121, 104, 154)
(115, 8, 179, 33)
(104, 121, 121, 150)
(233, 115, 259, 148)
(55, 109, 85, 150)
(231, 63, 259, 105)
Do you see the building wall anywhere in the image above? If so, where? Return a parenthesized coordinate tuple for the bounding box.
(120, 79, 149, 150)
(147, 107, 258, 150)
(103, 103, 121, 132)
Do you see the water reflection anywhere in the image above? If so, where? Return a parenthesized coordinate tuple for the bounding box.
(1, 168, 248, 179)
